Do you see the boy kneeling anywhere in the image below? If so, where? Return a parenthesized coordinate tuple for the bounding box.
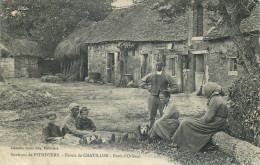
(76, 106, 96, 132)
(42, 112, 63, 143)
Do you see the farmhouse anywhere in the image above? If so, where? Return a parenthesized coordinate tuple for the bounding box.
(55, 1, 189, 91)
(192, 1, 260, 90)
(55, 0, 260, 92)
(1, 38, 60, 79)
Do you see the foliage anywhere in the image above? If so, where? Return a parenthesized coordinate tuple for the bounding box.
(117, 42, 137, 54)
(153, 0, 191, 19)
(153, 0, 258, 22)
(1, 0, 114, 56)
(227, 75, 260, 146)
(216, 0, 260, 74)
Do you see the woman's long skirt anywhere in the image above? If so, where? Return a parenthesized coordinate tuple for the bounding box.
(171, 117, 227, 151)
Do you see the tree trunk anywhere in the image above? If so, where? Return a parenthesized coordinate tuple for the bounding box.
(228, 24, 259, 75)
(60, 61, 63, 73)
(79, 54, 84, 81)
(219, 0, 260, 75)
(0, 70, 5, 82)
(0, 58, 4, 82)
(63, 61, 66, 74)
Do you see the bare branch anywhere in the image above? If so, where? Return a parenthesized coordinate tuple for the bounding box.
(238, 0, 252, 14)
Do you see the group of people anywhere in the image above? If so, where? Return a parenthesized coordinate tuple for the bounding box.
(42, 60, 229, 152)
(42, 104, 96, 143)
(139, 60, 229, 152)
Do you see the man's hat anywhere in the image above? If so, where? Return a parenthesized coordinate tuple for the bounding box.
(156, 60, 164, 65)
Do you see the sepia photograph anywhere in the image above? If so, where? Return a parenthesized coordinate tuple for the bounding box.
(0, 0, 259, 164)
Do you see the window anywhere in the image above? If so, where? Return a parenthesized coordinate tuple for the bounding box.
(108, 53, 115, 66)
(118, 52, 120, 61)
(162, 54, 166, 66)
(182, 55, 190, 69)
(194, 4, 203, 37)
(195, 54, 204, 72)
(169, 58, 176, 76)
(230, 58, 237, 71)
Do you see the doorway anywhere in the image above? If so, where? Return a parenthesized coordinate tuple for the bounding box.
(107, 53, 115, 83)
(195, 54, 205, 91)
(141, 54, 148, 78)
(21, 68, 28, 77)
(83, 50, 88, 78)
(181, 55, 191, 93)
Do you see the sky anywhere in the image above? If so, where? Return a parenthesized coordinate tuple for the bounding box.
(111, 0, 133, 8)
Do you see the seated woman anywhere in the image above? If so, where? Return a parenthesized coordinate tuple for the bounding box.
(149, 90, 180, 141)
(61, 103, 114, 145)
(171, 82, 228, 152)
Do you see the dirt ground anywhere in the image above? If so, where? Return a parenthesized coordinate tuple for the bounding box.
(0, 78, 238, 165)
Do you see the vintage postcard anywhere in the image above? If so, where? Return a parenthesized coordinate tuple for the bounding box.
(1, 0, 259, 164)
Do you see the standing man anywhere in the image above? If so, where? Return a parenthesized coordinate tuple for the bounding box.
(139, 60, 178, 128)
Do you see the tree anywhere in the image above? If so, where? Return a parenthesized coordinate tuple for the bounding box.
(217, 0, 259, 74)
(1, 0, 114, 56)
(153, 0, 260, 75)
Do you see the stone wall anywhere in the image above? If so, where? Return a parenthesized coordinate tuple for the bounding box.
(0, 57, 15, 78)
(14, 56, 40, 78)
(87, 42, 186, 87)
(191, 38, 245, 92)
(88, 44, 119, 83)
(206, 39, 244, 91)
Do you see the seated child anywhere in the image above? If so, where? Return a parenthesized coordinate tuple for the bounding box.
(76, 106, 96, 132)
(42, 112, 63, 143)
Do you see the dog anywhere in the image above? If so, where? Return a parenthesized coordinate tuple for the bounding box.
(137, 125, 150, 141)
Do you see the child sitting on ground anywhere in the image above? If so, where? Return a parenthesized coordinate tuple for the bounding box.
(76, 106, 96, 132)
(42, 112, 63, 143)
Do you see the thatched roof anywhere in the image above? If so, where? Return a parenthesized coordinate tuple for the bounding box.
(206, 3, 260, 40)
(80, 1, 189, 43)
(54, 1, 189, 60)
(0, 43, 10, 57)
(54, 34, 82, 60)
(8, 39, 43, 58)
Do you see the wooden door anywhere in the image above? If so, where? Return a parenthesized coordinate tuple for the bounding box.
(195, 54, 205, 91)
(107, 53, 115, 83)
(141, 54, 148, 78)
(181, 55, 191, 93)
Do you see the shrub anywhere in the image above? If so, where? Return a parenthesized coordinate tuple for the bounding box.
(227, 75, 260, 146)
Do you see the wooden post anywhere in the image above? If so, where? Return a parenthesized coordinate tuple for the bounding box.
(63, 61, 66, 74)
(179, 54, 183, 93)
(80, 54, 84, 80)
(190, 51, 196, 92)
